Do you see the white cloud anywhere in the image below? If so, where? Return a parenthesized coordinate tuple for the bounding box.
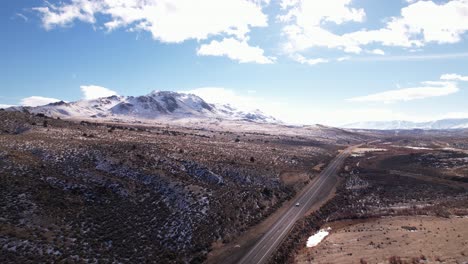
(0, 104, 15, 109)
(347, 81, 459, 103)
(440, 73, 468, 81)
(337, 56, 351, 62)
(20, 96, 61, 107)
(436, 111, 468, 120)
(278, 0, 365, 25)
(33, 0, 273, 63)
(352, 52, 468, 62)
(331, 108, 414, 126)
(181, 87, 292, 121)
(291, 54, 328, 65)
(33, 0, 270, 41)
(80, 85, 118, 100)
(186, 87, 389, 127)
(281, 19, 362, 55)
(368, 49, 385, 55)
(15, 13, 28, 22)
(345, 0, 468, 47)
(181, 86, 467, 126)
(182, 87, 263, 111)
(279, 0, 366, 54)
(280, 0, 468, 61)
(33, 2, 98, 29)
(13, 85, 117, 107)
(180, 87, 394, 126)
(197, 38, 275, 64)
(399, 1, 468, 44)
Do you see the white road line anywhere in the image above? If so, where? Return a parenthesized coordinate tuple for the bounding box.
(256, 160, 335, 264)
(238, 147, 354, 264)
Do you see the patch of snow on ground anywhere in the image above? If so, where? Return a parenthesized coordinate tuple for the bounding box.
(393, 145, 432, 150)
(352, 148, 387, 154)
(306, 227, 331, 248)
(442, 147, 463, 152)
(404, 146, 432, 150)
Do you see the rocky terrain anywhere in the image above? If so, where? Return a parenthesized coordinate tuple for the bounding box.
(3, 107, 466, 264)
(273, 135, 468, 264)
(0, 110, 365, 263)
(297, 216, 468, 263)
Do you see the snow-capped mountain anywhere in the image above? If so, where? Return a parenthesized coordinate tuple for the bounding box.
(8, 91, 279, 123)
(342, 118, 468, 130)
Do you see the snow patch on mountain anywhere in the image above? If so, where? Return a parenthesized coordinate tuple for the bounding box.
(342, 118, 468, 130)
(7, 91, 279, 124)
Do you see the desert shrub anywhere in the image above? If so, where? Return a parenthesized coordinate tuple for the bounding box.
(434, 206, 450, 218)
(389, 256, 403, 264)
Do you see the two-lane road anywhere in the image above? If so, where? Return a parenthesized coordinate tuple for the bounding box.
(238, 146, 356, 264)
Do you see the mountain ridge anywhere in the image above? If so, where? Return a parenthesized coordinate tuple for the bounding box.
(5, 91, 279, 124)
(342, 118, 468, 130)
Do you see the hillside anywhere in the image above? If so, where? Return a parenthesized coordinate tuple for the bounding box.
(5, 91, 278, 124)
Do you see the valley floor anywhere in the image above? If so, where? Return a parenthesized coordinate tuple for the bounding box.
(0, 110, 365, 263)
(2, 109, 468, 264)
(296, 216, 468, 264)
(270, 136, 468, 264)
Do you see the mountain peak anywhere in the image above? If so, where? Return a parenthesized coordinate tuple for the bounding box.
(16, 91, 280, 124)
(148, 90, 181, 97)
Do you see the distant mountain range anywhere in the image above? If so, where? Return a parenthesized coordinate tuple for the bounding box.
(342, 118, 468, 130)
(5, 91, 279, 123)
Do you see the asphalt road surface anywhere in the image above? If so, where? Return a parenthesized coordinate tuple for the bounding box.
(238, 146, 356, 264)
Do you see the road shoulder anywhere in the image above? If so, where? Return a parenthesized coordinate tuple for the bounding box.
(205, 172, 323, 264)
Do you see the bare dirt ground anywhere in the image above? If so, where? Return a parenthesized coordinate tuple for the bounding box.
(206, 172, 323, 264)
(280, 171, 313, 187)
(206, 166, 343, 264)
(271, 133, 468, 264)
(390, 170, 468, 191)
(296, 216, 468, 264)
(313, 163, 325, 172)
(0, 110, 369, 263)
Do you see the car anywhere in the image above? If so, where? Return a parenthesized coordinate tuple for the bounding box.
(295, 202, 300, 207)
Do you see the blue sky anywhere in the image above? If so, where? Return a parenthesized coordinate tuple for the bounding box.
(1, 0, 468, 125)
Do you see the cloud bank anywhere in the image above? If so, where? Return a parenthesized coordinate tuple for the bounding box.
(279, 0, 468, 62)
(347, 72, 468, 104)
(347, 82, 459, 104)
(0, 104, 14, 109)
(440, 73, 468, 82)
(80, 85, 118, 100)
(20, 96, 61, 107)
(30, 0, 468, 65)
(32, 0, 273, 64)
(197, 38, 276, 64)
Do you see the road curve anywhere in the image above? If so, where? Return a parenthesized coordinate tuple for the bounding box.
(238, 146, 356, 264)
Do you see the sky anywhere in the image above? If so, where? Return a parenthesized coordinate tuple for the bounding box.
(1, 0, 468, 126)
